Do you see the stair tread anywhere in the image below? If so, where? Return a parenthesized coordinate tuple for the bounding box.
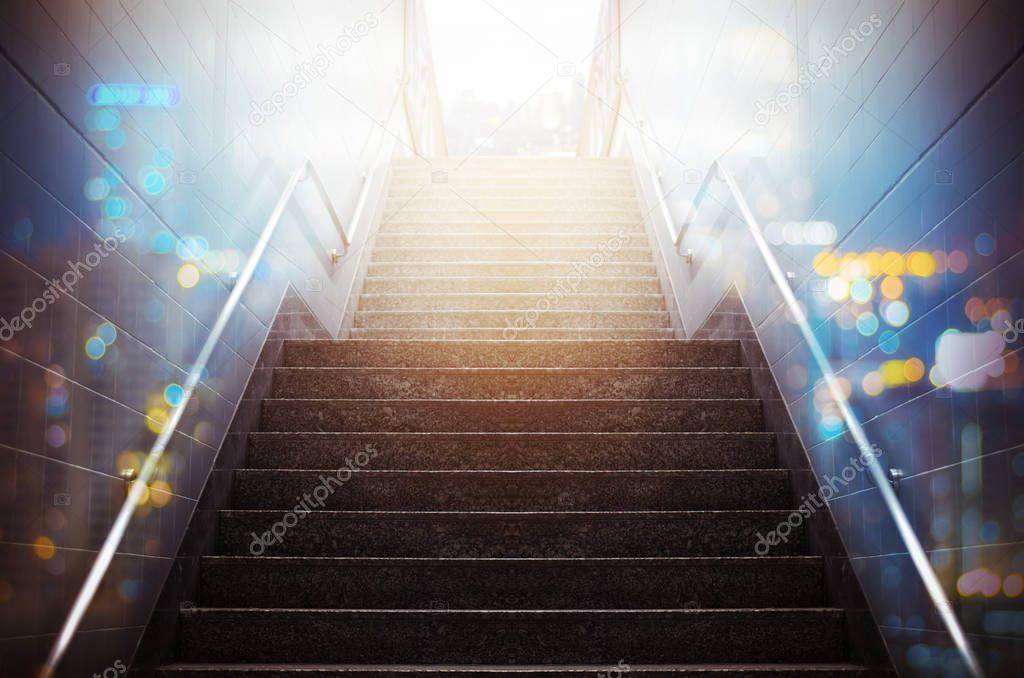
(220, 509, 795, 515)
(356, 293, 667, 297)
(159, 663, 870, 672)
(182, 608, 845, 613)
(272, 366, 749, 371)
(234, 469, 785, 475)
(261, 397, 761, 403)
(201, 555, 817, 562)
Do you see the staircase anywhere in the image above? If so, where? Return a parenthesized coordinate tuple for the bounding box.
(157, 158, 871, 676)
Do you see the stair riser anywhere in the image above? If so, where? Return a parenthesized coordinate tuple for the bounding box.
(270, 368, 753, 399)
(391, 165, 633, 175)
(217, 512, 805, 557)
(384, 198, 638, 210)
(356, 295, 666, 312)
(388, 176, 633, 188)
(388, 176, 633, 187)
(361, 278, 663, 294)
(348, 329, 677, 340)
(370, 248, 653, 263)
(393, 158, 629, 166)
(378, 222, 644, 233)
(158, 668, 869, 677)
(246, 433, 776, 470)
(200, 558, 823, 608)
(391, 169, 633, 178)
(178, 610, 841, 663)
(259, 400, 764, 433)
(382, 215, 642, 226)
(352, 311, 671, 329)
(232, 471, 791, 511)
(282, 341, 742, 368)
(367, 263, 656, 277)
(373, 234, 648, 248)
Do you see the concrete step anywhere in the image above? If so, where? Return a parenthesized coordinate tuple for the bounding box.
(390, 166, 632, 177)
(394, 157, 631, 168)
(232, 470, 791, 511)
(380, 209, 641, 223)
(391, 166, 633, 178)
(387, 177, 635, 190)
(351, 310, 671, 329)
(281, 340, 742, 368)
(366, 262, 657, 277)
(369, 247, 653, 263)
(389, 171, 633, 184)
(270, 367, 752, 399)
(360, 277, 662, 294)
(372, 232, 647, 247)
(347, 328, 677, 340)
(389, 186, 639, 198)
(178, 609, 842, 664)
(384, 197, 639, 211)
(377, 221, 644, 233)
(245, 432, 776, 470)
(199, 556, 823, 609)
(158, 663, 872, 677)
(218, 510, 806, 557)
(259, 399, 764, 433)
(388, 176, 635, 186)
(356, 294, 666, 312)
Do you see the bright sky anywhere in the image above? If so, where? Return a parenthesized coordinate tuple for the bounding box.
(425, 0, 602, 107)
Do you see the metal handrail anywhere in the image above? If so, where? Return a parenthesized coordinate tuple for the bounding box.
(618, 86, 689, 254)
(41, 156, 361, 677)
(333, 132, 397, 263)
(578, 34, 982, 673)
(675, 157, 984, 678)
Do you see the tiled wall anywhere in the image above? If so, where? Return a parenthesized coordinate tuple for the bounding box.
(0, 0, 403, 674)
(622, 0, 1024, 675)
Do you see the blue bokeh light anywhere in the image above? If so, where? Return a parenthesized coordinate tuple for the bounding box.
(163, 383, 185, 407)
(84, 336, 106, 360)
(84, 177, 110, 201)
(96, 322, 117, 345)
(151, 231, 176, 254)
(878, 330, 900, 354)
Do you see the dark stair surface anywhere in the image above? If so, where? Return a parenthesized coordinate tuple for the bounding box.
(157, 338, 873, 676)
(143, 159, 890, 676)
